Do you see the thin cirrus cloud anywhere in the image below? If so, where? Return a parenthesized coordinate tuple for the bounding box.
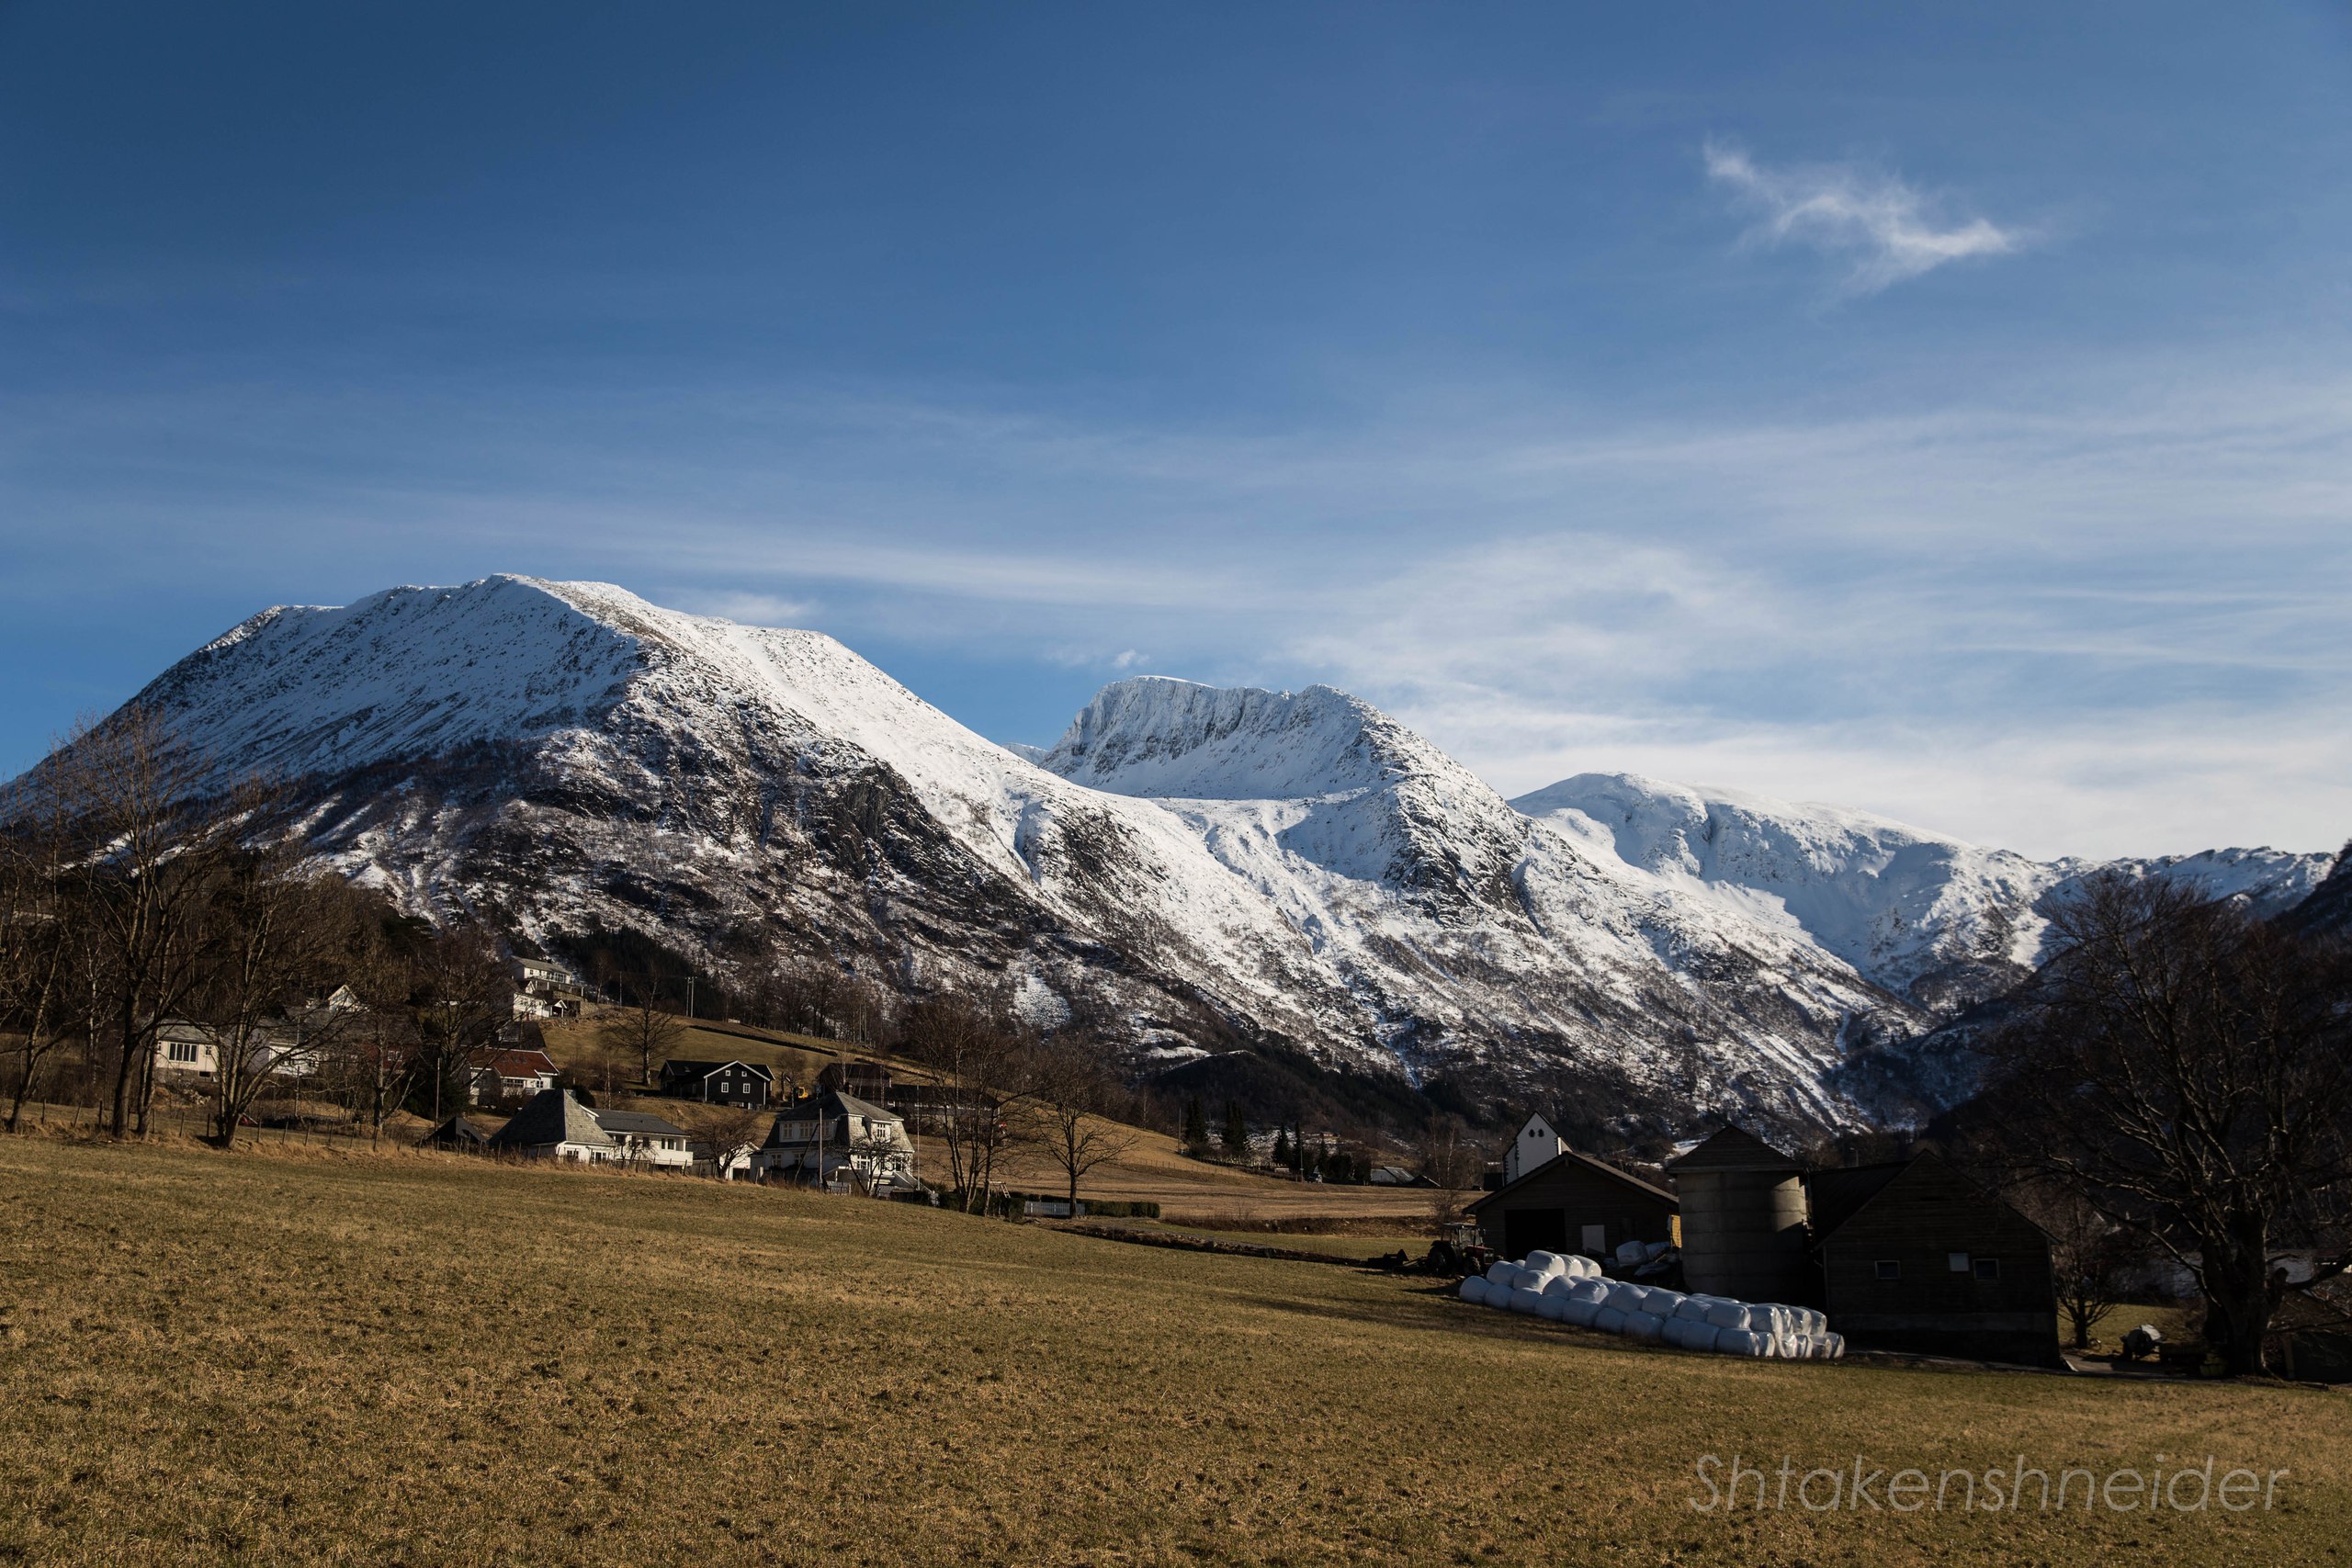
(1703, 141, 2028, 293)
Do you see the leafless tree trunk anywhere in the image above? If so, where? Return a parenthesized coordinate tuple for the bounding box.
(1418, 1114, 1479, 1225)
(410, 923, 515, 1122)
(0, 788, 83, 1131)
(2017, 1184, 2134, 1350)
(600, 994, 683, 1090)
(900, 992, 1035, 1212)
(1976, 874, 2352, 1375)
(1027, 1038, 1136, 1217)
(27, 707, 266, 1138)
(194, 854, 354, 1145)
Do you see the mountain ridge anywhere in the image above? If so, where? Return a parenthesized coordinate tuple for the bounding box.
(34, 575, 2334, 1140)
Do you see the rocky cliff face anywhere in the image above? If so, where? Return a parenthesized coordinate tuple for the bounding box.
(60, 576, 2335, 1141)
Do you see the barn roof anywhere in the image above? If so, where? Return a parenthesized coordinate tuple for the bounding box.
(1804, 1153, 2047, 1245)
(1666, 1125, 1803, 1174)
(1801, 1161, 1907, 1240)
(1464, 1146, 1679, 1215)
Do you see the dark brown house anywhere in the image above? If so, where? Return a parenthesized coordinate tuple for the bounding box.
(658, 1058, 775, 1108)
(1808, 1153, 2063, 1368)
(1465, 1148, 1679, 1261)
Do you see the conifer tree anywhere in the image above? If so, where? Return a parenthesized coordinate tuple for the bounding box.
(1182, 1095, 1208, 1151)
(1222, 1100, 1249, 1156)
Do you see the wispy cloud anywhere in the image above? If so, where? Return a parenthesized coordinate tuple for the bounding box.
(1704, 141, 2026, 293)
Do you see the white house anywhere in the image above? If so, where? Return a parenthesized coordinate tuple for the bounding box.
(1504, 1112, 1567, 1185)
(468, 1047, 562, 1105)
(593, 1108, 696, 1168)
(752, 1089, 918, 1194)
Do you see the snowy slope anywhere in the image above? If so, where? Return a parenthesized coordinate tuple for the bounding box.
(1512, 773, 2331, 1009)
(130, 578, 1364, 1057)
(67, 578, 2335, 1140)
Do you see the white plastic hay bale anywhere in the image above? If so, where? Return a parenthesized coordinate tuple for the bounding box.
(1826, 1333, 1846, 1359)
(1509, 1286, 1544, 1314)
(1485, 1260, 1518, 1286)
(1605, 1280, 1649, 1314)
(1614, 1239, 1647, 1266)
(1524, 1250, 1565, 1277)
(1681, 1321, 1723, 1353)
(1540, 1273, 1576, 1299)
(1536, 1290, 1571, 1322)
(1673, 1296, 1718, 1323)
(1623, 1312, 1665, 1344)
(1566, 1277, 1609, 1305)
(1644, 1239, 1671, 1260)
(1576, 1255, 1604, 1278)
(1704, 1301, 1750, 1332)
(1563, 1298, 1601, 1328)
(1718, 1328, 1767, 1357)
(1458, 1275, 1490, 1305)
(1592, 1305, 1629, 1335)
(1639, 1287, 1686, 1316)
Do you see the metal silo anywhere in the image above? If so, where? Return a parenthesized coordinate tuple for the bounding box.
(1668, 1125, 1810, 1303)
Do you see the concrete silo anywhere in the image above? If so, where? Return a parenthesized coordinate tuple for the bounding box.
(1667, 1126, 1810, 1303)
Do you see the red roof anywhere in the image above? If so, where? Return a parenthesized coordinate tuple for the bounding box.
(480, 1049, 560, 1078)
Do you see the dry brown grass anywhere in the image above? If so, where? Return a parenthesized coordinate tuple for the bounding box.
(3, 1134, 2346, 1565)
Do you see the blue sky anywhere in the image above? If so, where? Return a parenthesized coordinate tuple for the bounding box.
(3, 1, 2347, 859)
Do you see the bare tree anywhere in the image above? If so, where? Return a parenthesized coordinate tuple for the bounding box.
(1027, 1038, 1137, 1218)
(1418, 1114, 1479, 1225)
(598, 991, 683, 1090)
(1976, 874, 2352, 1375)
(32, 707, 272, 1137)
(695, 1103, 768, 1179)
(899, 991, 1034, 1212)
(190, 851, 357, 1145)
(2017, 1184, 2135, 1351)
(0, 788, 83, 1130)
(409, 922, 514, 1122)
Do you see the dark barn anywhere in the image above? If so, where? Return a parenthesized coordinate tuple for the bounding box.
(1466, 1149, 1679, 1262)
(1809, 1153, 2063, 1368)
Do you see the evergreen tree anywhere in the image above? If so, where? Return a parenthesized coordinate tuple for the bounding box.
(1272, 1128, 1292, 1168)
(1182, 1096, 1208, 1151)
(1222, 1100, 1250, 1156)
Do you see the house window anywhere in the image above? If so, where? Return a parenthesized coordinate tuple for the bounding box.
(168, 1041, 199, 1064)
(1973, 1258, 2001, 1280)
(1875, 1259, 1902, 1281)
(1948, 1252, 1971, 1273)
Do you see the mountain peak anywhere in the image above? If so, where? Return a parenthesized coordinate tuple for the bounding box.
(1041, 675, 1436, 800)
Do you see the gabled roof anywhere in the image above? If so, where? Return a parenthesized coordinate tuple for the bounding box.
(1666, 1124, 1803, 1175)
(1807, 1152, 2048, 1246)
(1465, 1146, 1679, 1215)
(762, 1088, 905, 1146)
(594, 1109, 690, 1137)
(480, 1048, 560, 1077)
(487, 1089, 615, 1150)
(1801, 1161, 1907, 1240)
(419, 1114, 491, 1146)
(661, 1058, 775, 1080)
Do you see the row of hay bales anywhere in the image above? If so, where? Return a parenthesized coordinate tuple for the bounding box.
(1457, 1250, 1847, 1359)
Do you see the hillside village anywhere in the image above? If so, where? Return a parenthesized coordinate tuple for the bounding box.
(6, 931, 2326, 1387)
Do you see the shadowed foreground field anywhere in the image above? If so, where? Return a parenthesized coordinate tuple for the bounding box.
(1, 1137, 2345, 1566)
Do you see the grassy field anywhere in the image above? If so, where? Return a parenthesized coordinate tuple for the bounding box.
(3, 1134, 2344, 1565)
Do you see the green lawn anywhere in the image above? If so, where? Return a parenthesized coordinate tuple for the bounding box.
(1, 1134, 2344, 1566)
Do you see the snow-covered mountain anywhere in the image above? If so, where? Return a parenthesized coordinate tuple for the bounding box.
(56, 577, 2335, 1140)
